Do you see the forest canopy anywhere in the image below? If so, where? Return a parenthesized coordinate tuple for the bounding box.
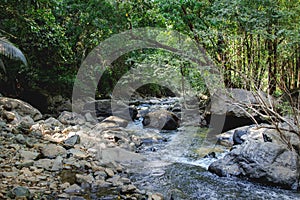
(0, 0, 299, 98)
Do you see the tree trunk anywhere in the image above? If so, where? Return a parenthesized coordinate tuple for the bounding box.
(267, 36, 276, 95)
(295, 44, 300, 88)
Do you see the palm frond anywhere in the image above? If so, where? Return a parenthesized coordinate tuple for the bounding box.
(0, 58, 6, 74)
(0, 38, 28, 66)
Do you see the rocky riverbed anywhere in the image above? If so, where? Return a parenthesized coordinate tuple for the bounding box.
(0, 97, 165, 200)
(1, 92, 300, 200)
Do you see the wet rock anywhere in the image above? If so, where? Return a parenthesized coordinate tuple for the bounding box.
(233, 129, 247, 145)
(204, 152, 216, 159)
(142, 110, 179, 130)
(0, 97, 42, 121)
(64, 135, 81, 149)
(41, 144, 67, 158)
(209, 139, 300, 190)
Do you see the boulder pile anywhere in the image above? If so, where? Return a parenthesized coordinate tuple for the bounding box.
(0, 97, 163, 200)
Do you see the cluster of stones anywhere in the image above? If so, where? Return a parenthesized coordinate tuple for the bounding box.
(0, 97, 164, 200)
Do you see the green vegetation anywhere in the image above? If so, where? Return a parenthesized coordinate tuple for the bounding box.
(0, 0, 299, 98)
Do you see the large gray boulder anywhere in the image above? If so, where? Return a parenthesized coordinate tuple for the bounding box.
(207, 88, 258, 116)
(205, 88, 272, 132)
(208, 138, 300, 190)
(0, 97, 42, 121)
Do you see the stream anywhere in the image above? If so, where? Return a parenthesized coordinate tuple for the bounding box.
(122, 98, 300, 200)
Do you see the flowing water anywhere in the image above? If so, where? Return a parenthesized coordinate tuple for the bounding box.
(123, 99, 300, 200)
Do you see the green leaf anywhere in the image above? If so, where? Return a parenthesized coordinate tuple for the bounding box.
(0, 38, 28, 66)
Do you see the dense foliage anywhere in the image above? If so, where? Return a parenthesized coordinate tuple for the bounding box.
(0, 0, 299, 98)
